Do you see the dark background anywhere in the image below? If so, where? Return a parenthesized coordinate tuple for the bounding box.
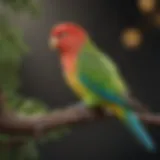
(19, 0, 160, 159)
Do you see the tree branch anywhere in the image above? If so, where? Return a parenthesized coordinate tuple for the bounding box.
(0, 89, 160, 141)
(136, 112, 160, 125)
(0, 106, 101, 136)
(0, 106, 160, 137)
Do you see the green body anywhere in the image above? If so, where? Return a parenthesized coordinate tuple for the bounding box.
(75, 38, 155, 151)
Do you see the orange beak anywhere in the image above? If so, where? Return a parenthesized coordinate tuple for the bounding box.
(48, 36, 58, 50)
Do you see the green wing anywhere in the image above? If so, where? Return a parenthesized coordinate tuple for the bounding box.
(77, 39, 129, 102)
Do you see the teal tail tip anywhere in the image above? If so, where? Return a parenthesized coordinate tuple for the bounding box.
(145, 142, 156, 153)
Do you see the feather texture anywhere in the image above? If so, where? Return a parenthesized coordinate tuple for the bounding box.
(75, 39, 156, 151)
(52, 22, 156, 152)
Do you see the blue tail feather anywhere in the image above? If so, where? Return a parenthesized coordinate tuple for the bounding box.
(79, 74, 156, 151)
(124, 112, 156, 152)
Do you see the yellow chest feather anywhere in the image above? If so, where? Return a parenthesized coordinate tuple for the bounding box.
(64, 72, 89, 98)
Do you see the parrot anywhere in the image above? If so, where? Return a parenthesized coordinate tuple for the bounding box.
(48, 22, 156, 152)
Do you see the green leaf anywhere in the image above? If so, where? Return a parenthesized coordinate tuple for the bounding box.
(39, 127, 71, 144)
(0, 1, 66, 159)
(18, 99, 48, 116)
(1, 0, 40, 16)
(0, 146, 10, 160)
(19, 141, 39, 160)
(0, 134, 10, 142)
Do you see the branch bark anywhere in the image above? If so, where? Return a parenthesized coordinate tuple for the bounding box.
(0, 106, 160, 137)
(0, 106, 101, 136)
(0, 89, 160, 140)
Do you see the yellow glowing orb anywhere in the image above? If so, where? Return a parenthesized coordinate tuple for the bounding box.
(137, 0, 156, 13)
(121, 28, 143, 49)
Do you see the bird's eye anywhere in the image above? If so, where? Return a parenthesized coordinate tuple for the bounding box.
(58, 32, 68, 38)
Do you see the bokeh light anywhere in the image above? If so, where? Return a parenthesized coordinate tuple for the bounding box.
(121, 28, 143, 49)
(152, 12, 160, 28)
(137, 0, 156, 14)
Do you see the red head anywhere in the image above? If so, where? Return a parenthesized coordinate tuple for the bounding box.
(49, 22, 87, 54)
